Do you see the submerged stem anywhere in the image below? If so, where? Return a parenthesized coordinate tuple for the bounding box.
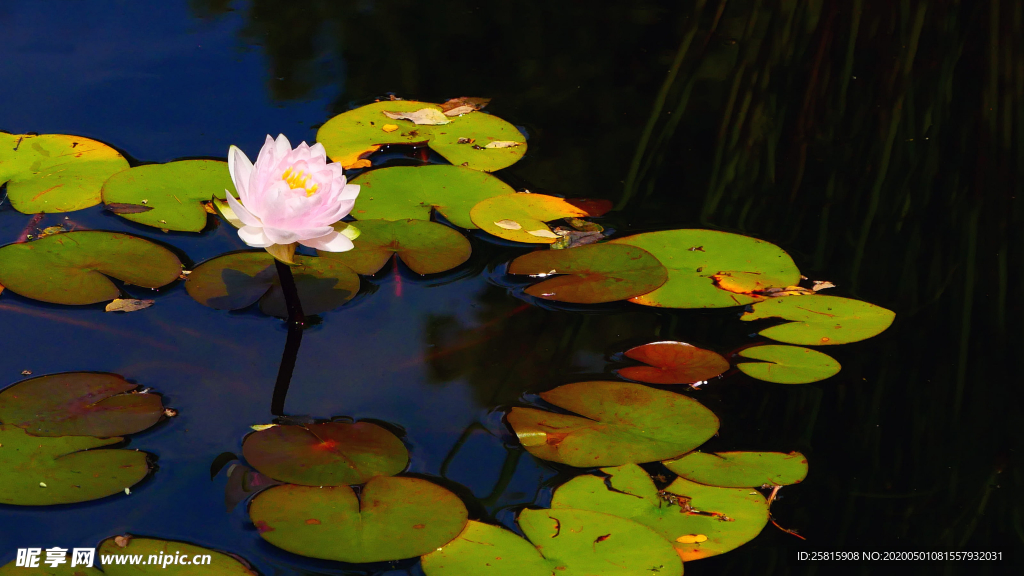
(271, 260, 306, 416)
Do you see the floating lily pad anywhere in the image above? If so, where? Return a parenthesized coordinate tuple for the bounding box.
(0, 372, 164, 438)
(242, 422, 409, 486)
(427, 111, 527, 172)
(610, 230, 800, 308)
(618, 342, 730, 385)
(97, 536, 258, 575)
(741, 295, 896, 345)
(0, 132, 129, 213)
(664, 451, 808, 487)
(551, 464, 769, 561)
(101, 160, 235, 232)
(348, 165, 514, 228)
(0, 232, 183, 305)
(420, 521, 550, 576)
(736, 345, 840, 384)
(0, 424, 149, 506)
(470, 193, 589, 244)
(185, 252, 359, 317)
(318, 219, 470, 275)
(507, 381, 718, 467)
(248, 476, 468, 563)
(508, 243, 668, 304)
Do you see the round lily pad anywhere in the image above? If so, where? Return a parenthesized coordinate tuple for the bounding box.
(421, 521, 551, 576)
(427, 110, 527, 172)
(318, 219, 470, 275)
(0, 132, 129, 213)
(0, 424, 149, 506)
(348, 165, 515, 228)
(610, 229, 800, 308)
(97, 536, 258, 575)
(316, 100, 441, 168)
(618, 342, 730, 385)
(507, 381, 719, 467)
(470, 193, 589, 244)
(741, 295, 896, 345)
(0, 372, 164, 438)
(736, 345, 840, 384)
(185, 252, 360, 318)
(508, 243, 668, 304)
(0, 231, 183, 305)
(242, 422, 409, 486)
(664, 451, 808, 487)
(101, 160, 235, 232)
(551, 464, 769, 561)
(248, 476, 469, 563)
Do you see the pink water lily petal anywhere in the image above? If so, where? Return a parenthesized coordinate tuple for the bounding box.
(228, 146, 254, 204)
(263, 225, 335, 245)
(224, 191, 263, 228)
(300, 230, 355, 252)
(238, 226, 275, 247)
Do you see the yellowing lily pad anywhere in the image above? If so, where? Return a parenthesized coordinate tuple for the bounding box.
(610, 230, 800, 308)
(741, 295, 896, 345)
(349, 165, 514, 228)
(241, 422, 409, 486)
(0, 231, 183, 305)
(248, 476, 468, 563)
(316, 100, 437, 167)
(618, 341, 729, 385)
(0, 132, 129, 213)
(664, 451, 808, 487)
(736, 345, 840, 384)
(507, 381, 718, 467)
(101, 160, 236, 232)
(0, 372, 164, 438)
(318, 219, 470, 275)
(97, 536, 258, 575)
(0, 424, 149, 506)
(550, 464, 769, 561)
(508, 243, 668, 303)
(470, 193, 589, 244)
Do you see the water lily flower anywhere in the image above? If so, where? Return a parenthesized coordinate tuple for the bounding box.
(225, 134, 359, 262)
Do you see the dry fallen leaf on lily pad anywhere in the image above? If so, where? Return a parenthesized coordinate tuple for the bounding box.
(484, 141, 521, 149)
(440, 96, 491, 115)
(382, 108, 450, 125)
(494, 219, 522, 230)
(105, 299, 155, 313)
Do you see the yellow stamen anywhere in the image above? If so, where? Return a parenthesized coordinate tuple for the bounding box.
(281, 166, 319, 196)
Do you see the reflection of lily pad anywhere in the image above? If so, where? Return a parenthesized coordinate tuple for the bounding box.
(470, 193, 588, 244)
(185, 252, 359, 317)
(664, 451, 808, 487)
(610, 230, 800, 308)
(741, 295, 895, 345)
(0, 372, 163, 438)
(349, 165, 514, 228)
(0, 232, 183, 305)
(318, 219, 470, 275)
(0, 132, 129, 213)
(551, 464, 769, 561)
(507, 381, 718, 467)
(618, 342, 729, 384)
(0, 424, 149, 506)
(508, 243, 668, 304)
(736, 345, 840, 384)
(97, 536, 258, 575)
(249, 476, 468, 563)
(101, 160, 235, 232)
(242, 422, 409, 486)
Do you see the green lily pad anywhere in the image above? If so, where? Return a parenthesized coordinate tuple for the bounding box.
(101, 160, 235, 232)
(741, 295, 896, 345)
(185, 252, 359, 318)
(610, 230, 800, 308)
(97, 536, 258, 575)
(241, 422, 409, 486)
(0, 132, 129, 213)
(348, 165, 514, 228)
(248, 476, 468, 563)
(0, 372, 164, 438)
(551, 464, 769, 561)
(318, 219, 471, 275)
(0, 231, 183, 305)
(470, 193, 590, 244)
(508, 243, 668, 304)
(0, 424, 149, 506)
(664, 451, 808, 487)
(421, 521, 551, 576)
(736, 345, 840, 384)
(317, 102, 526, 172)
(618, 341, 730, 385)
(507, 381, 718, 467)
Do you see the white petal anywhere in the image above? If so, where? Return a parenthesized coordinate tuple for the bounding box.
(300, 230, 355, 252)
(274, 134, 292, 162)
(254, 135, 278, 171)
(228, 146, 254, 202)
(339, 183, 360, 201)
(238, 226, 275, 247)
(309, 142, 328, 162)
(224, 190, 263, 226)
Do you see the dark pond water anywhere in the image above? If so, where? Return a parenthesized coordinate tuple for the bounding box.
(1, 1, 1019, 575)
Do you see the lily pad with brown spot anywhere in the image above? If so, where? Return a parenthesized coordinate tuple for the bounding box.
(664, 451, 808, 487)
(736, 345, 840, 384)
(741, 294, 896, 345)
(318, 219, 470, 275)
(470, 193, 591, 244)
(97, 536, 259, 575)
(618, 341, 729, 385)
(316, 101, 438, 168)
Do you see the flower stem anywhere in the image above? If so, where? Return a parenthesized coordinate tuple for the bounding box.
(271, 260, 305, 416)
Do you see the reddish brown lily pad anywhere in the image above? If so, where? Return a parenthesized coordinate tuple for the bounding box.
(618, 342, 730, 385)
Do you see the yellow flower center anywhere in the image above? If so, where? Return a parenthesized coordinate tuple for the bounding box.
(281, 167, 319, 196)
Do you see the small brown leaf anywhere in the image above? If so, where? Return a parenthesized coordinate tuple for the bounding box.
(105, 299, 155, 313)
(439, 96, 491, 113)
(106, 203, 154, 215)
(382, 108, 450, 125)
(114, 535, 132, 548)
